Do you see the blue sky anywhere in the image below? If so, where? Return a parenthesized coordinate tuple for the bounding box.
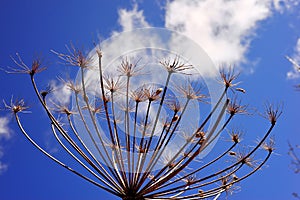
(0, 0, 300, 200)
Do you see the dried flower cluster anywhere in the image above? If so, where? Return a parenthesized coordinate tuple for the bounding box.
(3, 45, 281, 200)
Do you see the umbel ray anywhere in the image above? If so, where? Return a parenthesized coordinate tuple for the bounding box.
(3, 44, 281, 200)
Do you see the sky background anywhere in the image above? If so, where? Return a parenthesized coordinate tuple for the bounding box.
(0, 0, 300, 199)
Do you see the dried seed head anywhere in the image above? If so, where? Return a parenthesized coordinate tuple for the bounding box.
(262, 136, 275, 152)
(219, 67, 240, 88)
(131, 88, 147, 103)
(118, 57, 143, 77)
(143, 85, 163, 101)
(51, 44, 92, 68)
(195, 131, 205, 138)
(198, 190, 204, 197)
(61, 107, 73, 116)
(184, 176, 196, 186)
(103, 74, 124, 93)
(175, 80, 207, 101)
(166, 99, 181, 113)
(219, 174, 241, 196)
(30, 59, 46, 75)
(95, 46, 102, 58)
(160, 57, 192, 74)
(228, 129, 243, 143)
(137, 144, 146, 153)
(235, 150, 257, 168)
(6, 53, 46, 75)
(221, 177, 234, 194)
(118, 100, 135, 113)
(172, 115, 179, 122)
(236, 88, 246, 93)
(3, 98, 29, 114)
(163, 121, 170, 128)
(51, 102, 74, 116)
(198, 137, 206, 145)
(232, 174, 238, 181)
(13, 104, 26, 113)
(155, 88, 163, 95)
(227, 97, 247, 115)
(263, 103, 283, 125)
(82, 104, 103, 115)
(57, 77, 82, 94)
(40, 85, 53, 99)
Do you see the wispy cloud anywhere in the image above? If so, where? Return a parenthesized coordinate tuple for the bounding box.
(273, 0, 299, 13)
(48, 79, 72, 106)
(287, 38, 300, 79)
(0, 117, 11, 139)
(0, 161, 8, 174)
(0, 147, 8, 175)
(0, 116, 11, 174)
(117, 4, 150, 32)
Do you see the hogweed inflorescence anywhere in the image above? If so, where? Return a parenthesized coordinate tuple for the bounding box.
(4, 42, 281, 200)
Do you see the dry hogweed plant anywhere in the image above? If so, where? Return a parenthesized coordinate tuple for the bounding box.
(3, 43, 282, 200)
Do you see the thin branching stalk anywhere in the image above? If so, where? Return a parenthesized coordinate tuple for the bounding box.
(149, 163, 243, 198)
(125, 76, 131, 184)
(166, 150, 272, 200)
(134, 100, 152, 187)
(153, 141, 238, 194)
(135, 98, 191, 189)
(146, 123, 275, 198)
(80, 66, 128, 189)
(34, 74, 123, 192)
(145, 72, 172, 152)
(74, 93, 122, 183)
(14, 114, 121, 197)
(130, 100, 140, 188)
(139, 97, 229, 195)
(50, 123, 119, 192)
(96, 52, 130, 188)
(110, 89, 128, 187)
(67, 114, 123, 192)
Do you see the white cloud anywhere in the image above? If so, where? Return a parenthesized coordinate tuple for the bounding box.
(0, 161, 8, 175)
(287, 38, 300, 79)
(49, 80, 72, 106)
(0, 117, 11, 175)
(112, 0, 298, 69)
(117, 4, 150, 32)
(0, 117, 11, 139)
(273, 0, 299, 13)
(0, 147, 8, 175)
(164, 0, 283, 66)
